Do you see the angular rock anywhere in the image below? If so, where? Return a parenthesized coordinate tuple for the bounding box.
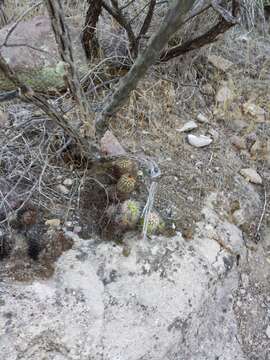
(0, 16, 87, 92)
(229, 118, 248, 132)
(176, 120, 197, 133)
(250, 140, 261, 157)
(45, 218, 61, 228)
(196, 113, 209, 124)
(57, 184, 70, 195)
(100, 130, 126, 156)
(240, 168, 263, 184)
(232, 209, 247, 226)
(216, 85, 233, 104)
(243, 102, 266, 123)
(208, 128, 219, 141)
(63, 178, 73, 187)
(201, 83, 215, 96)
(73, 225, 82, 234)
(245, 132, 257, 150)
(231, 136, 246, 150)
(187, 134, 212, 147)
(207, 55, 234, 72)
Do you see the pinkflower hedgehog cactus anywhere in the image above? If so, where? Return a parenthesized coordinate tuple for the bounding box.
(106, 200, 141, 232)
(120, 200, 141, 228)
(141, 211, 165, 236)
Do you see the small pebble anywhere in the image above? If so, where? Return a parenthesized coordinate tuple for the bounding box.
(57, 184, 70, 195)
(187, 134, 212, 148)
(216, 85, 233, 104)
(63, 178, 73, 187)
(208, 128, 219, 141)
(65, 221, 73, 228)
(250, 140, 262, 157)
(246, 133, 257, 150)
(196, 113, 209, 123)
(240, 168, 263, 185)
(45, 219, 61, 228)
(243, 102, 266, 122)
(232, 209, 246, 226)
(241, 273, 249, 288)
(207, 55, 234, 72)
(176, 120, 197, 133)
(73, 226, 82, 234)
(201, 84, 215, 96)
(230, 119, 248, 132)
(266, 325, 270, 339)
(231, 136, 246, 150)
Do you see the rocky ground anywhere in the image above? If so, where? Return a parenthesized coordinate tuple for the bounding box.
(0, 6, 270, 360)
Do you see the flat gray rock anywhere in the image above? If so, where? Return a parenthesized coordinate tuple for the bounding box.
(0, 191, 257, 360)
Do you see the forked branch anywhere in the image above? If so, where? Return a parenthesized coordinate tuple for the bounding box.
(160, 0, 240, 62)
(101, 0, 138, 56)
(95, 0, 197, 135)
(137, 0, 156, 42)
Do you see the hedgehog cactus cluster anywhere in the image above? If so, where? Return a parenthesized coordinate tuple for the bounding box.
(104, 157, 164, 238)
(116, 174, 136, 196)
(113, 158, 137, 177)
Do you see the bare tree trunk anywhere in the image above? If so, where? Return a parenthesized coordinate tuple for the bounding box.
(95, 0, 197, 135)
(82, 0, 102, 59)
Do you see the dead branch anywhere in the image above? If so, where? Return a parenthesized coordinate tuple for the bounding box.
(101, 0, 138, 56)
(95, 0, 197, 135)
(0, 89, 20, 102)
(82, 0, 102, 59)
(160, 0, 240, 62)
(161, 22, 229, 62)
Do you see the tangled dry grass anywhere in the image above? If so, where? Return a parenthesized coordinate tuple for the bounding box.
(0, 103, 79, 227)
